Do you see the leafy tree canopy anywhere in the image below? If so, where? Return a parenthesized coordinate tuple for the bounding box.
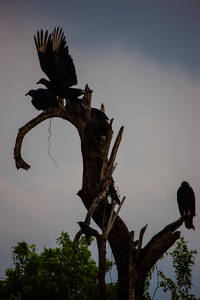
(0, 232, 116, 300)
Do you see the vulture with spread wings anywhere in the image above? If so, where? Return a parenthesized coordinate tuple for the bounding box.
(34, 27, 84, 101)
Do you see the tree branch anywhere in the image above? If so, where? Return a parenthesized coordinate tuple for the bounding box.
(85, 187, 109, 225)
(137, 217, 184, 280)
(107, 126, 124, 177)
(104, 202, 116, 239)
(14, 85, 93, 170)
(73, 186, 109, 255)
(136, 224, 148, 260)
(14, 105, 89, 170)
(105, 196, 126, 239)
(14, 109, 63, 170)
(83, 84, 93, 107)
(100, 119, 114, 180)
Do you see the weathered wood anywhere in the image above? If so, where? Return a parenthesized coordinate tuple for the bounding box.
(97, 238, 110, 300)
(105, 196, 126, 239)
(72, 230, 83, 256)
(85, 187, 109, 225)
(135, 217, 184, 300)
(136, 224, 148, 260)
(99, 119, 114, 181)
(14, 104, 87, 170)
(101, 103, 105, 114)
(107, 126, 124, 177)
(105, 201, 116, 239)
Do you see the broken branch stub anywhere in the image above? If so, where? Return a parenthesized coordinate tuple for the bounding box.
(107, 126, 124, 177)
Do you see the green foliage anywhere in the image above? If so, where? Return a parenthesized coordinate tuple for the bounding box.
(0, 232, 115, 300)
(160, 236, 198, 300)
(106, 281, 118, 299)
(144, 265, 156, 300)
(144, 254, 167, 300)
(144, 236, 198, 300)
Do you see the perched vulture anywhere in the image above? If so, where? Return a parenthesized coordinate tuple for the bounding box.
(177, 181, 196, 230)
(34, 27, 84, 101)
(77, 222, 102, 239)
(25, 89, 59, 111)
(91, 108, 109, 136)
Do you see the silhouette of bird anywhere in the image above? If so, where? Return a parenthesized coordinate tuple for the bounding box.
(34, 27, 84, 101)
(25, 89, 59, 110)
(77, 222, 102, 239)
(91, 108, 109, 136)
(177, 181, 196, 230)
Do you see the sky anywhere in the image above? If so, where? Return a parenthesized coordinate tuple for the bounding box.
(0, 0, 200, 298)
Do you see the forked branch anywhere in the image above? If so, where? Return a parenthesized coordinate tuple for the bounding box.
(137, 216, 184, 282)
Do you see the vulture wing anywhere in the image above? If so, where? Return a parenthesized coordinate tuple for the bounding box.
(187, 185, 195, 215)
(177, 186, 186, 216)
(52, 27, 77, 87)
(34, 30, 56, 82)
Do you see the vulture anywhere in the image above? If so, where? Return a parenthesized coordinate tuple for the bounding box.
(34, 27, 84, 101)
(91, 108, 109, 136)
(25, 88, 59, 111)
(77, 221, 102, 239)
(177, 181, 196, 230)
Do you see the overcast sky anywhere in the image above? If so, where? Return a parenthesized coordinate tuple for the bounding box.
(0, 0, 200, 298)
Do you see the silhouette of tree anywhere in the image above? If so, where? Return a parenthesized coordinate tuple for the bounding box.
(14, 85, 186, 299)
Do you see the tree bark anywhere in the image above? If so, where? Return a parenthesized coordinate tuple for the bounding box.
(14, 85, 185, 300)
(97, 238, 110, 300)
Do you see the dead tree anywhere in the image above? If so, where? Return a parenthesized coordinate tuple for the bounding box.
(14, 85, 184, 300)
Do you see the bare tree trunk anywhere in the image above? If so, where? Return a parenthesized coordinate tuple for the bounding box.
(97, 238, 110, 300)
(14, 85, 184, 299)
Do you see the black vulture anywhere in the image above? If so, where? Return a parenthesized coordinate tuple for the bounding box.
(34, 27, 84, 101)
(25, 88, 59, 110)
(177, 181, 196, 230)
(77, 221, 102, 239)
(91, 108, 109, 136)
